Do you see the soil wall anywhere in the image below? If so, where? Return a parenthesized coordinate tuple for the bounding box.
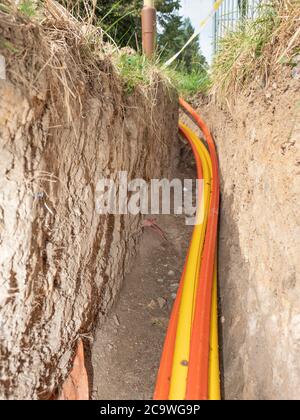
(198, 73, 300, 399)
(0, 10, 178, 399)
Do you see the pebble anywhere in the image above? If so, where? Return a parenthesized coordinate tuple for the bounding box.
(148, 299, 156, 309)
(168, 270, 175, 276)
(292, 64, 300, 80)
(157, 297, 167, 309)
(113, 314, 120, 326)
(157, 278, 164, 283)
(171, 293, 177, 300)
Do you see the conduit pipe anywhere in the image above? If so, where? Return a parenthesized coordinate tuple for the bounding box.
(153, 129, 204, 400)
(209, 256, 221, 400)
(154, 101, 220, 401)
(173, 124, 220, 400)
(168, 124, 212, 400)
(180, 99, 220, 401)
(178, 125, 221, 401)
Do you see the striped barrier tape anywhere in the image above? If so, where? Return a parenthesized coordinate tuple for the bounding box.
(164, 0, 224, 67)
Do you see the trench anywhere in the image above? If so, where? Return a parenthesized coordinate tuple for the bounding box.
(1, 0, 299, 403)
(90, 144, 196, 400)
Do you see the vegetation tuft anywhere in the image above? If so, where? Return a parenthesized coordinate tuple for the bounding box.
(211, 0, 300, 100)
(57, 0, 210, 97)
(17, 0, 38, 18)
(1, 0, 211, 99)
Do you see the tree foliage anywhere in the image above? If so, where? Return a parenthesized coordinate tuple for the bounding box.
(158, 16, 207, 73)
(60, 0, 207, 74)
(61, 1, 180, 51)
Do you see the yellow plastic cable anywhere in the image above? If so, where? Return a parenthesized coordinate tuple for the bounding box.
(169, 123, 211, 400)
(183, 126, 221, 401)
(209, 259, 221, 400)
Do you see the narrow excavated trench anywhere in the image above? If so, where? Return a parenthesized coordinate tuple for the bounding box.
(90, 145, 196, 400)
(1, 1, 300, 402)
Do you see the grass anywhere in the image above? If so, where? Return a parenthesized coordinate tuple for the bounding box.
(56, 0, 211, 98)
(0, 2, 10, 13)
(211, 0, 300, 100)
(2, 0, 209, 103)
(17, 0, 38, 18)
(115, 52, 210, 98)
(165, 68, 211, 97)
(115, 53, 154, 94)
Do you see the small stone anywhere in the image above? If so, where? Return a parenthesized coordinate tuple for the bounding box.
(148, 299, 156, 309)
(157, 278, 164, 283)
(151, 317, 168, 327)
(168, 270, 175, 276)
(157, 297, 167, 309)
(221, 316, 225, 324)
(170, 283, 179, 289)
(113, 314, 120, 326)
(171, 293, 177, 300)
(292, 64, 300, 80)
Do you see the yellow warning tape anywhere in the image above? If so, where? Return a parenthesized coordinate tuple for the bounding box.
(164, 0, 224, 67)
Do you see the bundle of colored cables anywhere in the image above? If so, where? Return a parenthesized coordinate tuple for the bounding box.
(154, 99, 220, 401)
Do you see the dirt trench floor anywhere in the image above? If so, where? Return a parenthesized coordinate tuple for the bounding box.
(90, 154, 195, 400)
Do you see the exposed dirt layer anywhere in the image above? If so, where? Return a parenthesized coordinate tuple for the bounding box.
(0, 5, 178, 399)
(189, 71, 300, 400)
(91, 157, 195, 400)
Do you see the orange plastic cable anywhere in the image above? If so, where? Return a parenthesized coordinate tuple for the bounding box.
(179, 98, 220, 401)
(153, 125, 204, 400)
(153, 265, 185, 400)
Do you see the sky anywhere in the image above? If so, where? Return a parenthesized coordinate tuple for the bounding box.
(180, 0, 214, 64)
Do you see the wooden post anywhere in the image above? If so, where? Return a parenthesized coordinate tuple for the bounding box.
(141, 0, 156, 58)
